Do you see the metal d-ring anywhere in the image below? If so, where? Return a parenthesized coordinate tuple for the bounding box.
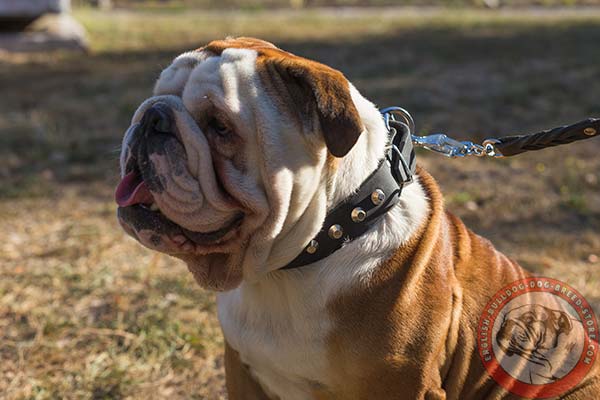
(380, 107, 416, 135)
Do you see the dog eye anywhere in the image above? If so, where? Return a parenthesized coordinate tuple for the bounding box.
(208, 117, 231, 137)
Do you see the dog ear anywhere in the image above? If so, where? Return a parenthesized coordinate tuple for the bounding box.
(553, 310, 573, 335)
(258, 51, 364, 157)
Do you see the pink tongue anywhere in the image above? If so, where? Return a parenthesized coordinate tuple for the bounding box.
(115, 171, 154, 207)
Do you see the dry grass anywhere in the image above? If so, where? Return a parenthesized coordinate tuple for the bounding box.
(1, 7, 599, 399)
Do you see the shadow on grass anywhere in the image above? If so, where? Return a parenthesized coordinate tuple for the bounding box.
(2, 19, 599, 230)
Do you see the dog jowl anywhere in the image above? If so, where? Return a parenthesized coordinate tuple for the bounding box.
(116, 38, 367, 292)
(116, 38, 600, 399)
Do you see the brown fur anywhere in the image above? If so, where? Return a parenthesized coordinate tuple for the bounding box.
(200, 37, 599, 399)
(225, 342, 274, 400)
(225, 169, 599, 399)
(202, 37, 364, 158)
(322, 168, 527, 399)
(202, 37, 278, 54)
(256, 48, 363, 157)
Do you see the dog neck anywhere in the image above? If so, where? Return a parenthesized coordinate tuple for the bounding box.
(218, 84, 429, 317)
(216, 89, 429, 396)
(325, 84, 390, 209)
(255, 84, 429, 287)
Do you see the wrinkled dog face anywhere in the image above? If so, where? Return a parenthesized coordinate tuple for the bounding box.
(116, 38, 365, 291)
(496, 304, 573, 358)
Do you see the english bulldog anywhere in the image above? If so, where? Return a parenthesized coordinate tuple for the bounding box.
(495, 304, 585, 385)
(116, 37, 599, 399)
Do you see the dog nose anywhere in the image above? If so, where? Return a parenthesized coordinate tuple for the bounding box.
(141, 104, 172, 135)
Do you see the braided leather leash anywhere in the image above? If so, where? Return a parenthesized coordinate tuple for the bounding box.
(490, 118, 599, 157)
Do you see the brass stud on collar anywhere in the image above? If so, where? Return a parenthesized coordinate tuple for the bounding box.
(306, 240, 319, 254)
(351, 207, 367, 223)
(371, 189, 386, 205)
(328, 224, 343, 239)
(584, 127, 597, 136)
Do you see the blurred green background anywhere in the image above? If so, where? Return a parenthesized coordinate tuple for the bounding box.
(1, 2, 599, 399)
(73, 0, 600, 8)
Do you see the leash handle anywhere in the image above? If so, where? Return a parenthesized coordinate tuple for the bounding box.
(491, 118, 600, 157)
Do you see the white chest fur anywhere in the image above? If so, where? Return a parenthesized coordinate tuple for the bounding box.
(217, 269, 333, 399)
(217, 179, 429, 399)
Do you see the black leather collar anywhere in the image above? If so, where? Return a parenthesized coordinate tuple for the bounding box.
(280, 120, 416, 271)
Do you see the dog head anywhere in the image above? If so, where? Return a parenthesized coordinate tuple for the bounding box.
(116, 38, 386, 291)
(496, 304, 573, 362)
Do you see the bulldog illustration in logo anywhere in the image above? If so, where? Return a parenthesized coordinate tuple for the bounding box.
(495, 303, 585, 385)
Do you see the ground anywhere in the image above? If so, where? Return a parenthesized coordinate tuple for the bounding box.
(1, 7, 599, 399)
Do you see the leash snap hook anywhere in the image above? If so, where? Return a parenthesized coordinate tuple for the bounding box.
(412, 133, 469, 157)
